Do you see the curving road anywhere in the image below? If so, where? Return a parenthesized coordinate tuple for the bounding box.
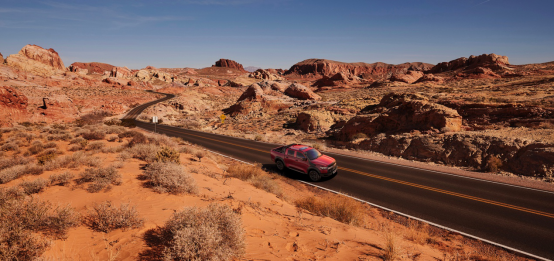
(126, 92, 554, 260)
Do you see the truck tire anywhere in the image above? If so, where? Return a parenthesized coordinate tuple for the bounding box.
(276, 160, 286, 171)
(308, 169, 322, 182)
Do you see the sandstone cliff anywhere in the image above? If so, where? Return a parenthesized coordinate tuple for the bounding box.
(69, 62, 115, 75)
(6, 45, 66, 76)
(428, 53, 510, 74)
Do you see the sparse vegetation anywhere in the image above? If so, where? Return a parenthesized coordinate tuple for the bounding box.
(86, 140, 105, 151)
(77, 167, 122, 193)
(295, 195, 366, 226)
(19, 178, 49, 195)
(143, 162, 198, 194)
(226, 163, 283, 197)
(159, 204, 245, 261)
(81, 130, 106, 140)
(485, 155, 503, 173)
(76, 111, 112, 126)
(85, 201, 144, 233)
(49, 172, 75, 186)
(156, 146, 180, 163)
(127, 143, 158, 162)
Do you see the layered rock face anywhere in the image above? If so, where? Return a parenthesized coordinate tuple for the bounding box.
(354, 132, 554, 178)
(213, 59, 246, 72)
(429, 53, 509, 73)
(6, 45, 66, 76)
(111, 66, 132, 78)
(69, 62, 115, 75)
(390, 70, 424, 84)
(285, 59, 433, 79)
(337, 93, 462, 140)
(0, 86, 29, 127)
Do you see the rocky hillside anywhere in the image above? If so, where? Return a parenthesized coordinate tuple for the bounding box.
(5, 45, 66, 76)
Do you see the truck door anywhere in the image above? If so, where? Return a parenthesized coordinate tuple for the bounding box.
(295, 152, 309, 173)
(284, 149, 297, 170)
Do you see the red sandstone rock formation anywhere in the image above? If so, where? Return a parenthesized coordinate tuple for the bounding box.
(111, 66, 132, 78)
(0, 86, 29, 127)
(284, 83, 321, 100)
(249, 69, 284, 81)
(285, 59, 433, 80)
(415, 73, 444, 84)
(337, 93, 462, 140)
(213, 59, 246, 72)
(5, 45, 66, 76)
(0, 53, 3, 63)
(428, 53, 509, 74)
(70, 62, 115, 75)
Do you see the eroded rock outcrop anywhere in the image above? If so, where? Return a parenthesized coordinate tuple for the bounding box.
(6, 45, 65, 76)
(70, 62, 115, 75)
(415, 73, 444, 84)
(0, 86, 29, 127)
(284, 83, 321, 100)
(285, 59, 433, 80)
(249, 69, 284, 81)
(390, 71, 424, 84)
(213, 59, 246, 72)
(111, 66, 132, 78)
(337, 93, 462, 140)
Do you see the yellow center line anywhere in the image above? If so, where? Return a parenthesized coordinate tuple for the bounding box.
(151, 123, 554, 219)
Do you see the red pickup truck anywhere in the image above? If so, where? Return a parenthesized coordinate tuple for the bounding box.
(270, 144, 337, 181)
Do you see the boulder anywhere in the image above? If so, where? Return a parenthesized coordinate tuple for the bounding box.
(295, 111, 336, 133)
(415, 73, 444, 84)
(6, 44, 65, 76)
(390, 71, 424, 84)
(284, 83, 321, 100)
(213, 59, 246, 72)
(237, 84, 265, 102)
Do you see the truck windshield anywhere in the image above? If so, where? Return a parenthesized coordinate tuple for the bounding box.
(306, 149, 321, 160)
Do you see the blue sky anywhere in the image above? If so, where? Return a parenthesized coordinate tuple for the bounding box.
(1, 0, 553, 69)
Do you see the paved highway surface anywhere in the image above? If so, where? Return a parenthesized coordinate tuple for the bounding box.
(126, 92, 554, 260)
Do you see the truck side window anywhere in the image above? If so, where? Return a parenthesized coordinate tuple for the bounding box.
(287, 150, 295, 157)
(297, 153, 306, 160)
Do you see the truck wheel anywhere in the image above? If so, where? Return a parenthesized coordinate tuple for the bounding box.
(308, 170, 322, 182)
(276, 160, 285, 171)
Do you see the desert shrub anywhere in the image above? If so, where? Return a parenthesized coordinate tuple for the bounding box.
(160, 204, 245, 261)
(76, 111, 112, 126)
(104, 125, 126, 134)
(149, 134, 174, 147)
(249, 174, 283, 197)
(86, 201, 144, 233)
(49, 172, 74, 186)
(226, 163, 265, 181)
(70, 136, 87, 145)
(86, 141, 105, 151)
(156, 146, 180, 163)
(351, 132, 368, 141)
(19, 178, 50, 195)
(28, 142, 45, 155)
(43, 141, 57, 149)
(118, 130, 148, 147)
(295, 195, 366, 226)
(128, 143, 158, 162)
(0, 190, 80, 259)
(485, 155, 503, 172)
(81, 130, 106, 141)
(77, 167, 121, 193)
(382, 232, 399, 261)
(1, 142, 19, 152)
(46, 133, 73, 141)
(104, 118, 122, 126)
(144, 162, 198, 194)
(0, 164, 43, 184)
(254, 134, 264, 141)
(195, 149, 206, 162)
(180, 145, 195, 154)
(0, 156, 33, 171)
(107, 135, 118, 142)
(311, 142, 326, 151)
(37, 148, 59, 165)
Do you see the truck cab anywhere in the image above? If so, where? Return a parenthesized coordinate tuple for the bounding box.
(271, 144, 337, 181)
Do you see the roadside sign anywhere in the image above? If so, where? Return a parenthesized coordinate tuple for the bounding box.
(220, 114, 226, 123)
(152, 116, 158, 123)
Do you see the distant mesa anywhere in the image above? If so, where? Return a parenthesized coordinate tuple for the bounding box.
(70, 62, 116, 75)
(285, 58, 433, 80)
(244, 66, 261, 72)
(5, 44, 66, 76)
(213, 58, 246, 72)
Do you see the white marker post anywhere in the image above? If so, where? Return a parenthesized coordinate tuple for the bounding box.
(152, 116, 158, 133)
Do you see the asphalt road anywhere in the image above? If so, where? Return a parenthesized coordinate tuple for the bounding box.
(127, 93, 554, 260)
